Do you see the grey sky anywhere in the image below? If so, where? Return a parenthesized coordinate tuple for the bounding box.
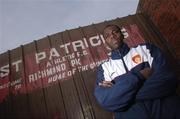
(0, 0, 139, 54)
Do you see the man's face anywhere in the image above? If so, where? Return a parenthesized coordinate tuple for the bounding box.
(103, 26, 124, 50)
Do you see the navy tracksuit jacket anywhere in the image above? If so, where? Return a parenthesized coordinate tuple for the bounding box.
(94, 43, 180, 119)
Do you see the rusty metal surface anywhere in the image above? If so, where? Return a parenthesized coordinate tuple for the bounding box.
(137, 0, 180, 59)
(0, 14, 178, 118)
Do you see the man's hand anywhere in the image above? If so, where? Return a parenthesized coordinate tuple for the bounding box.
(140, 67, 153, 80)
(99, 81, 113, 88)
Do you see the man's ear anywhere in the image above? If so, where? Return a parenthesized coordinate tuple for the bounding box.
(104, 43, 112, 56)
(121, 27, 129, 38)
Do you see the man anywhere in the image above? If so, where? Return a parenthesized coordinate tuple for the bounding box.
(94, 24, 180, 119)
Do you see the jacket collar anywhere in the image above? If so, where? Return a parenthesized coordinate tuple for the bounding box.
(111, 43, 130, 59)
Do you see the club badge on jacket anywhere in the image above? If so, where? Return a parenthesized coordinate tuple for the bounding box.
(132, 54, 142, 64)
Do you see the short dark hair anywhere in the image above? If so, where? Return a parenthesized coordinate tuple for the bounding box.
(103, 24, 123, 37)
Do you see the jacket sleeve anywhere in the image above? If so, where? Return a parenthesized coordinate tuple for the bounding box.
(136, 43, 178, 100)
(94, 65, 145, 112)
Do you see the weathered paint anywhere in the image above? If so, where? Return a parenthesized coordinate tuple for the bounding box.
(0, 14, 178, 118)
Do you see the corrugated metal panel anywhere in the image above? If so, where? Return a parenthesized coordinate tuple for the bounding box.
(137, 0, 180, 59)
(0, 14, 178, 118)
(0, 52, 10, 118)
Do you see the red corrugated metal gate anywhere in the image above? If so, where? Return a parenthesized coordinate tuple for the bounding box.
(0, 14, 179, 119)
